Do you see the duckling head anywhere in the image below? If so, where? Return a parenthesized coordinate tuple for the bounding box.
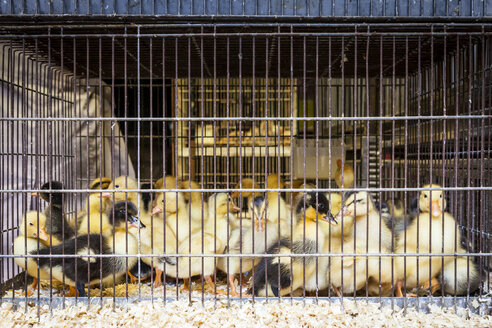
(419, 184, 446, 218)
(109, 201, 146, 230)
(337, 191, 375, 219)
(326, 192, 343, 218)
(19, 211, 49, 241)
(208, 193, 240, 218)
(31, 181, 64, 206)
(89, 177, 112, 190)
(152, 190, 186, 215)
(250, 195, 266, 232)
(295, 192, 337, 226)
(106, 176, 139, 204)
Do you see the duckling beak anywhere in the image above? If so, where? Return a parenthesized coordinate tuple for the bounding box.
(30, 192, 40, 197)
(231, 191, 240, 199)
(129, 215, 146, 229)
(335, 205, 350, 221)
(254, 215, 265, 232)
(152, 206, 163, 215)
(431, 200, 441, 217)
(231, 205, 241, 212)
(98, 192, 112, 199)
(321, 214, 338, 226)
(38, 228, 50, 241)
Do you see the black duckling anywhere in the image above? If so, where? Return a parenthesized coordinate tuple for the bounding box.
(33, 201, 145, 297)
(248, 191, 335, 297)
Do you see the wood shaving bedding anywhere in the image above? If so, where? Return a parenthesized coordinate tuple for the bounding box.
(0, 298, 490, 328)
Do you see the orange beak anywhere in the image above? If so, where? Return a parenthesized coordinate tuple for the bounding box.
(254, 216, 265, 232)
(431, 201, 441, 217)
(231, 205, 241, 212)
(98, 192, 112, 199)
(231, 191, 240, 199)
(31, 192, 40, 197)
(152, 206, 163, 215)
(38, 228, 49, 241)
(337, 159, 342, 169)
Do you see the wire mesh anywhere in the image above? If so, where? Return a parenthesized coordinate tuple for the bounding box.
(0, 23, 491, 313)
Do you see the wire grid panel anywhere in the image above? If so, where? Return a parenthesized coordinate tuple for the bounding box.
(0, 23, 490, 312)
(0, 0, 489, 17)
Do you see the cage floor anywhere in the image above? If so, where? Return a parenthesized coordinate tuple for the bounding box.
(1, 296, 491, 328)
(6, 272, 491, 300)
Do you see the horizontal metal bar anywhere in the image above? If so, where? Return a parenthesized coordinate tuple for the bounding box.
(2, 115, 490, 122)
(7, 186, 492, 193)
(6, 253, 492, 259)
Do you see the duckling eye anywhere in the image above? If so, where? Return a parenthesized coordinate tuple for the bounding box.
(115, 185, 120, 188)
(440, 194, 442, 198)
(424, 194, 428, 198)
(29, 222, 34, 226)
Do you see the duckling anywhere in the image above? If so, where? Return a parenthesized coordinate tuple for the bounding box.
(394, 184, 462, 297)
(203, 193, 251, 296)
(344, 191, 393, 253)
(150, 193, 238, 294)
(330, 191, 395, 296)
(12, 211, 53, 294)
(249, 192, 336, 297)
(151, 188, 197, 244)
(31, 181, 74, 243)
(324, 193, 356, 296)
(334, 159, 354, 189)
(33, 202, 145, 297)
(212, 195, 275, 296)
(89, 177, 112, 190)
(145, 190, 194, 287)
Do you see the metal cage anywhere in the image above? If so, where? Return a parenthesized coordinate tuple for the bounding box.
(0, 7, 491, 315)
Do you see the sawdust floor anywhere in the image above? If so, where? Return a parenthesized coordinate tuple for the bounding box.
(1, 297, 491, 328)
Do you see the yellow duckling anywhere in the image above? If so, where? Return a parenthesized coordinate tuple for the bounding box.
(13, 211, 54, 294)
(394, 184, 461, 296)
